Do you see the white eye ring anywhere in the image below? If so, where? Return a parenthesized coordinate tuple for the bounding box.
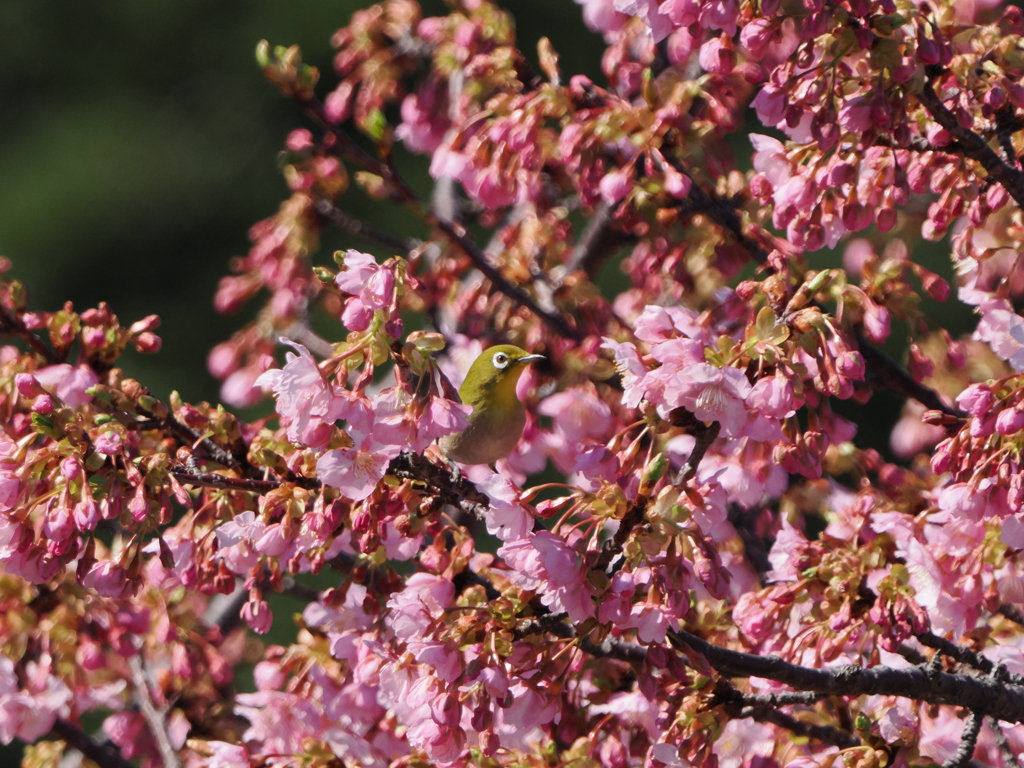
(493, 352, 510, 369)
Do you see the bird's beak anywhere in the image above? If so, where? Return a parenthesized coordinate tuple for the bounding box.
(518, 354, 545, 363)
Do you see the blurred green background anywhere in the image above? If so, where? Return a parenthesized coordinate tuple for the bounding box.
(0, 0, 605, 408)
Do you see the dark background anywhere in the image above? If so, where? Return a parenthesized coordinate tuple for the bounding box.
(0, 0, 606, 407)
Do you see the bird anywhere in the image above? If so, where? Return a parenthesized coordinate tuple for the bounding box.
(438, 344, 544, 467)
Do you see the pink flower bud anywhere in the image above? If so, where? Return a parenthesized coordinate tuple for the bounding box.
(132, 332, 162, 354)
(128, 314, 161, 334)
(241, 598, 273, 634)
(15, 373, 45, 398)
(957, 384, 994, 418)
(997, 407, 1024, 435)
(83, 327, 106, 347)
(599, 168, 634, 205)
(61, 457, 81, 480)
(74, 498, 100, 531)
(207, 342, 240, 379)
(740, 19, 774, 54)
(95, 431, 123, 456)
(285, 129, 315, 152)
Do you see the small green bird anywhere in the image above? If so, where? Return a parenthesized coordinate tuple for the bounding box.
(439, 344, 544, 466)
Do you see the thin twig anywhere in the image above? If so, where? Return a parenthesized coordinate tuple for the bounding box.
(432, 216, 582, 339)
(593, 490, 651, 572)
(918, 68, 1024, 210)
(171, 466, 295, 494)
(942, 710, 982, 768)
(521, 613, 649, 663)
(298, 95, 582, 341)
(713, 682, 857, 748)
(735, 704, 861, 749)
(918, 632, 1024, 686)
(990, 715, 1024, 768)
(858, 337, 960, 418)
(134, 403, 244, 471)
(128, 653, 183, 768)
(51, 719, 137, 768)
(565, 199, 632, 277)
(314, 200, 422, 253)
(0, 300, 62, 364)
(387, 451, 492, 520)
(727, 505, 772, 579)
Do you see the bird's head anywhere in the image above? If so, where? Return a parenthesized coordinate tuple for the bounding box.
(458, 345, 545, 409)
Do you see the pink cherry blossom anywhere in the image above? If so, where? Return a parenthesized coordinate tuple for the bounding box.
(33, 364, 98, 408)
(317, 421, 401, 502)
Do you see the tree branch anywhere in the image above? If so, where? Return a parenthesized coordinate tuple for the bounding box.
(298, 95, 582, 341)
(731, 702, 861, 749)
(519, 612, 649, 664)
(858, 337, 961, 418)
(991, 716, 1024, 768)
(0, 300, 62, 364)
(668, 628, 1024, 723)
(943, 710, 982, 768)
(432, 216, 582, 339)
(918, 69, 1024, 210)
(387, 451, 492, 520)
(918, 631, 1024, 686)
(172, 465, 295, 494)
(564, 199, 632, 278)
(313, 200, 422, 253)
(128, 653, 183, 768)
(51, 719, 137, 768)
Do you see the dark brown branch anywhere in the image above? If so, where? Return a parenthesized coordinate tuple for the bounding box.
(314, 200, 422, 253)
(727, 505, 772, 579)
(128, 654, 182, 768)
(172, 466, 294, 494)
(135, 403, 244, 471)
(732, 703, 861, 749)
(521, 613, 649, 664)
(298, 95, 582, 341)
(920, 72, 1024, 206)
(432, 216, 582, 339)
(51, 719, 137, 768)
(991, 716, 1024, 768)
(874, 134, 962, 154)
(669, 628, 1024, 723)
(918, 69, 1024, 210)
(858, 336, 961, 418)
(943, 710, 982, 768)
(666, 163, 770, 266)
(388, 451, 491, 520)
(713, 683, 857, 748)
(0, 300, 62, 364)
(918, 632, 1024, 686)
(998, 603, 1024, 628)
(593, 490, 651, 572)
(743, 690, 830, 707)
(675, 419, 721, 484)
(173, 452, 495, 522)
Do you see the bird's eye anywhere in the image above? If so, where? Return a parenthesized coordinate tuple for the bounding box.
(493, 352, 509, 369)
